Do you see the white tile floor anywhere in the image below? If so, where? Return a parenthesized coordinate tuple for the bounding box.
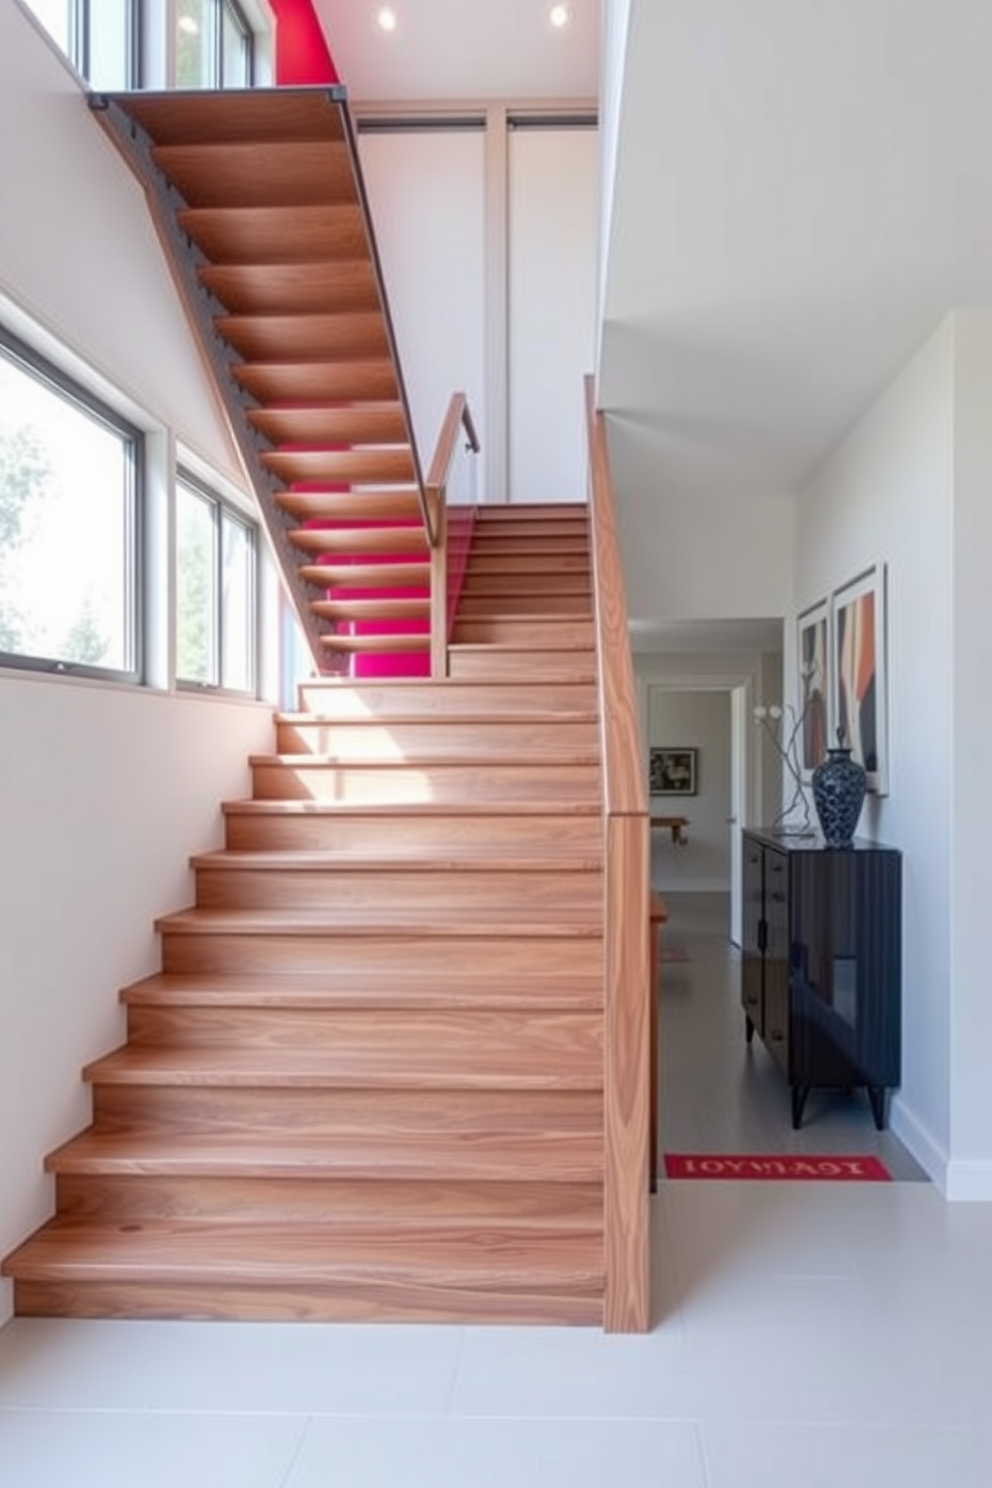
(2, 893, 991, 1487)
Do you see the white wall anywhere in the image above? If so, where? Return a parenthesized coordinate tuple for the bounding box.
(0, 5, 281, 1319)
(948, 312, 992, 1195)
(358, 128, 488, 494)
(647, 689, 731, 891)
(0, 3, 242, 483)
(609, 419, 794, 621)
(508, 126, 599, 502)
(0, 676, 274, 1323)
(797, 320, 955, 1185)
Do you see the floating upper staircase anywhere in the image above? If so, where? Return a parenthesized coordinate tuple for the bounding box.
(89, 87, 439, 673)
(2, 505, 652, 1327)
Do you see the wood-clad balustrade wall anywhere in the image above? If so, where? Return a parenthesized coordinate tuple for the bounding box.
(585, 376, 651, 1332)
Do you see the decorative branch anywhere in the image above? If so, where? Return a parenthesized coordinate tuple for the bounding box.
(754, 664, 817, 834)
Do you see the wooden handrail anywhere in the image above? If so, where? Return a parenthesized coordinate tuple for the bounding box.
(426, 393, 481, 678)
(585, 374, 651, 1334)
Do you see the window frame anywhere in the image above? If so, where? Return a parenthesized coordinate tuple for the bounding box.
(0, 323, 144, 685)
(174, 467, 259, 696)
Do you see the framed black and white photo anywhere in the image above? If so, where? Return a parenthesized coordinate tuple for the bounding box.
(649, 747, 697, 796)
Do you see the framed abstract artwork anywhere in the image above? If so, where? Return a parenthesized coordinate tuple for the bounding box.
(832, 564, 887, 794)
(797, 597, 830, 776)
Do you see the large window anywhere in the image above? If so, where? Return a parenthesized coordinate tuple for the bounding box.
(23, 0, 140, 89)
(176, 473, 256, 692)
(22, 0, 261, 89)
(176, 0, 253, 88)
(0, 331, 142, 680)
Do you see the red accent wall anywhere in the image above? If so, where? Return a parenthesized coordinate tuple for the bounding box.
(270, 0, 339, 84)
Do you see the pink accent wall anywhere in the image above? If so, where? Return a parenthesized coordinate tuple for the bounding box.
(270, 0, 339, 84)
(272, 3, 432, 678)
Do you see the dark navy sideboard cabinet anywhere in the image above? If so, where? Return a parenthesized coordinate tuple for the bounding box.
(740, 829, 902, 1129)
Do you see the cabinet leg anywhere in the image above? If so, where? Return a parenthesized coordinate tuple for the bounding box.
(791, 1084, 810, 1129)
(745, 1014, 755, 1044)
(867, 1086, 888, 1131)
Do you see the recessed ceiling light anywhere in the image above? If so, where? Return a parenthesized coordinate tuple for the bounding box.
(549, 3, 573, 28)
(376, 6, 398, 31)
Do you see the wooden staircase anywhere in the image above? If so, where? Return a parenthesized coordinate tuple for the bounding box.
(88, 87, 439, 674)
(2, 506, 632, 1326)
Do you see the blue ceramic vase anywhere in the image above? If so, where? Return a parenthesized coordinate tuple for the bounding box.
(812, 728, 866, 848)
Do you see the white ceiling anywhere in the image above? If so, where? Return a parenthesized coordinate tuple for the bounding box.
(312, 0, 600, 103)
(599, 0, 992, 508)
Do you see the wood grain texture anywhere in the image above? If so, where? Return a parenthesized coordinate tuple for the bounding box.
(583, 381, 651, 1330)
(192, 862, 602, 913)
(100, 89, 348, 147)
(232, 359, 400, 403)
(287, 520, 427, 554)
(447, 647, 597, 683)
(152, 141, 354, 208)
(295, 678, 598, 717)
(177, 204, 367, 265)
(219, 312, 390, 363)
(198, 260, 379, 316)
(119, 969, 604, 1013)
(271, 715, 600, 759)
(251, 404, 407, 447)
(247, 757, 600, 804)
(54, 1173, 602, 1226)
(221, 802, 603, 854)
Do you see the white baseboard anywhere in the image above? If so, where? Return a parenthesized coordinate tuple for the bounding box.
(943, 1159, 992, 1201)
(889, 1097, 948, 1193)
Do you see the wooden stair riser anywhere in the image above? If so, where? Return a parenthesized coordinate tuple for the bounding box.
(273, 717, 599, 758)
(250, 405, 408, 447)
(222, 807, 603, 854)
(466, 554, 590, 575)
(218, 313, 390, 364)
(193, 865, 603, 913)
(275, 489, 423, 524)
(91, 1084, 604, 1144)
(121, 971, 604, 1014)
(446, 649, 598, 683)
(54, 1173, 603, 1226)
(296, 680, 598, 717)
(249, 760, 600, 803)
(454, 593, 594, 617)
(458, 574, 592, 596)
(123, 1006, 603, 1064)
(470, 521, 589, 540)
(160, 930, 604, 977)
(198, 261, 380, 316)
(450, 618, 596, 646)
(267, 448, 418, 487)
(150, 139, 355, 208)
(468, 537, 590, 555)
(176, 204, 367, 264)
(233, 360, 400, 404)
(12, 1277, 601, 1327)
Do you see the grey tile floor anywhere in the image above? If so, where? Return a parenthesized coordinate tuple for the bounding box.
(658, 891, 927, 1180)
(2, 891, 990, 1486)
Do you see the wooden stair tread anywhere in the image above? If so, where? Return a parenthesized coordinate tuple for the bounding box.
(222, 799, 601, 817)
(45, 1130, 604, 1181)
(155, 907, 604, 936)
(315, 634, 430, 654)
(299, 562, 430, 589)
(82, 1040, 602, 1090)
(190, 848, 601, 872)
(248, 750, 599, 767)
(275, 709, 598, 725)
(2, 1221, 604, 1291)
(120, 971, 604, 1010)
(198, 261, 379, 316)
